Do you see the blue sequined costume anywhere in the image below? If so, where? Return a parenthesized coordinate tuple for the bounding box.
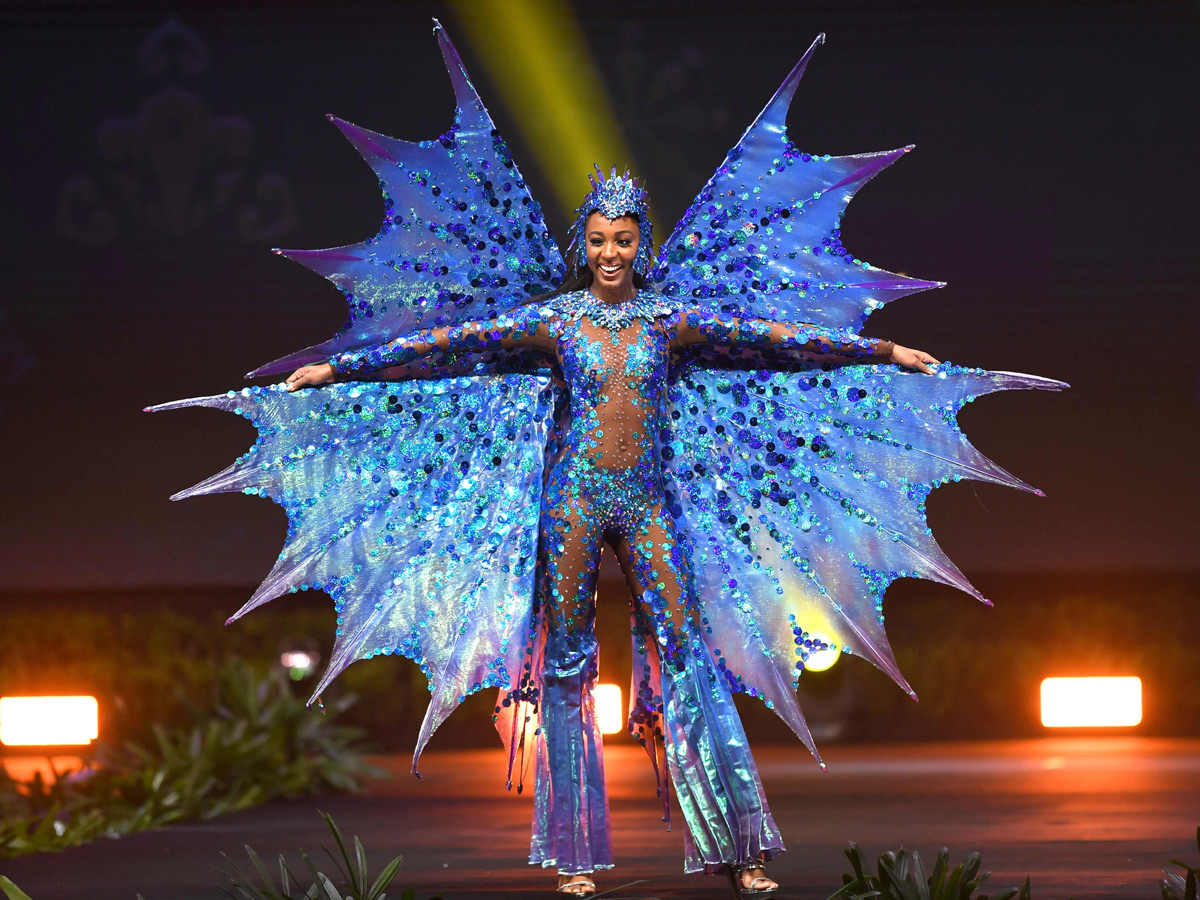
(151, 24, 1064, 877)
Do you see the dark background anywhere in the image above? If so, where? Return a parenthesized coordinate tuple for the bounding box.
(0, 1, 1196, 741)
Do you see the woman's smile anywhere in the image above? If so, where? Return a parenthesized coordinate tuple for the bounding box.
(585, 211, 640, 303)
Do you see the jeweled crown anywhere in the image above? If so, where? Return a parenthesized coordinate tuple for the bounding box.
(570, 165, 654, 275)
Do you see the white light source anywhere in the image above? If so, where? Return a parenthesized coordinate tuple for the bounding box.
(594, 683, 623, 735)
(1040, 677, 1142, 727)
(803, 640, 841, 673)
(280, 650, 315, 669)
(279, 644, 320, 681)
(0, 696, 99, 746)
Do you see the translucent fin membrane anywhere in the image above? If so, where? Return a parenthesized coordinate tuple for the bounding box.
(652, 33, 943, 331)
(150, 376, 561, 770)
(251, 22, 565, 378)
(659, 362, 1065, 749)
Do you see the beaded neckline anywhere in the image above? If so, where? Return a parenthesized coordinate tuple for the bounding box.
(548, 290, 673, 331)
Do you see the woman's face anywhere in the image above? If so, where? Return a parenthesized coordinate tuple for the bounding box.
(585, 212, 640, 295)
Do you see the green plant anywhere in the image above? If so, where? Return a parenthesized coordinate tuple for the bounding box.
(213, 811, 407, 900)
(0, 876, 33, 900)
(0, 661, 382, 857)
(1162, 827, 1200, 900)
(828, 842, 1032, 900)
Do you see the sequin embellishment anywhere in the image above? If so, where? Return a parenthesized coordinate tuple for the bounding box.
(547, 290, 672, 331)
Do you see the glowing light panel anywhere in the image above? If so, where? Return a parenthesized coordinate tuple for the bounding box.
(0, 696, 99, 746)
(1040, 677, 1142, 727)
(595, 683, 623, 735)
(804, 638, 841, 673)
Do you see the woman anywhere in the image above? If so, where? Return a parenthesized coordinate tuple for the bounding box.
(156, 25, 1060, 899)
(284, 171, 939, 897)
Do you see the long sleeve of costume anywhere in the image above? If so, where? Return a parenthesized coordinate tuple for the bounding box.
(329, 304, 557, 379)
(667, 309, 894, 364)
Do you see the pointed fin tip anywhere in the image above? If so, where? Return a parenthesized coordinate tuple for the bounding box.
(433, 17, 478, 108)
(826, 145, 916, 196)
(753, 32, 827, 132)
(327, 116, 401, 166)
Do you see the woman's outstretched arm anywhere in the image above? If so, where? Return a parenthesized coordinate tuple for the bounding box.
(285, 305, 557, 390)
(667, 309, 939, 373)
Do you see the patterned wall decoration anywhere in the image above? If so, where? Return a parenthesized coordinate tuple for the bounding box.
(54, 18, 296, 244)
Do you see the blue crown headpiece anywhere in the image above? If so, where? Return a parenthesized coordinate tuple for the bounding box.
(570, 165, 654, 275)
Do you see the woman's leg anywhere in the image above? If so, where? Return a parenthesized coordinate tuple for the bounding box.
(531, 494, 613, 888)
(614, 502, 784, 882)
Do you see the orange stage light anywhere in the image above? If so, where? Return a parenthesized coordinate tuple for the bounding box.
(1040, 677, 1142, 727)
(0, 695, 100, 746)
(595, 683, 624, 735)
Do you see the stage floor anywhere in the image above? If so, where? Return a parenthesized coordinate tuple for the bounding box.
(3, 737, 1198, 899)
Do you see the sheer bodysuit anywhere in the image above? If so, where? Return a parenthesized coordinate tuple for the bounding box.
(330, 290, 893, 875)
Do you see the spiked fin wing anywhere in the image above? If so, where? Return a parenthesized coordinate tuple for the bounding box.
(149, 375, 561, 770)
(651, 34, 942, 330)
(660, 362, 1066, 753)
(251, 21, 565, 378)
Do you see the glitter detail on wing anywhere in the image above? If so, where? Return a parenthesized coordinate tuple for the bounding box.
(660, 361, 1066, 756)
(250, 21, 565, 378)
(148, 375, 561, 771)
(652, 33, 944, 330)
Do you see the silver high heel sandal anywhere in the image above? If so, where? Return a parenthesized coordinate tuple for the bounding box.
(556, 873, 597, 895)
(725, 857, 778, 899)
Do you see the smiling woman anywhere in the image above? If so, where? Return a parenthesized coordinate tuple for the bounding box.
(153, 23, 1063, 900)
(585, 213, 641, 303)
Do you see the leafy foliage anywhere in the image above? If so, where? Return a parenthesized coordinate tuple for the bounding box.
(828, 842, 1033, 900)
(1161, 827, 1200, 900)
(0, 606, 433, 753)
(0, 876, 33, 900)
(0, 661, 380, 857)
(212, 812, 410, 900)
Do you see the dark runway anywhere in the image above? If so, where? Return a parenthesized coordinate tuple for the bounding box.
(3, 737, 1198, 899)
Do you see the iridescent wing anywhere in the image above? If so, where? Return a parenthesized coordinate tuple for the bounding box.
(661, 362, 1066, 760)
(251, 21, 565, 378)
(651, 34, 941, 331)
(148, 375, 562, 771)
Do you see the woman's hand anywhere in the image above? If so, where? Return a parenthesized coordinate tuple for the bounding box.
(285, 363, 335, 391)
(889, 344, 940, 375)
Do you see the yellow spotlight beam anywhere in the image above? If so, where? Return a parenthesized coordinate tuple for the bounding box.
(448, 0, 655, 235)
